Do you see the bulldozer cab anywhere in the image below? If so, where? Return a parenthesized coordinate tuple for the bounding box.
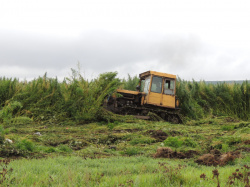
(139, 71, 178, 108)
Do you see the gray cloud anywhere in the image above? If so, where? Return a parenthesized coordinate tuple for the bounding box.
(156, 35, 203, 67)
(0, 30, 249, 81)
(0, 31, 153, 70)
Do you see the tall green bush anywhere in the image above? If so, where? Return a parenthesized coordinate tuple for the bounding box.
(122, 74, 139, 91)
(176, 78, 250, 120)
(0, 69, 249, 122)
(0, 69, 121, 123)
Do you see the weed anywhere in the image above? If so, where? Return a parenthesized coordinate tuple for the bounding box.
(221, 143, 230, 152)
(158, 162, 185, 185)
(107, 122, 115, 131)
(129, 137, 156, 145)
(0, 101, 22, 123)
(16, 139, 35, 152)
(2, 155, 249, 186)
(183, 137, 198, 148)
(225, 165, 250, 186)
(238, 122, 249, 128)
(58, 145, 73, 153)
(221, 125, 235, 131)
(0, 159, 14, 185)
(45, 147, 56, 153)
(123, 147, 140, 156)
(212, 169, 220, 187)
(201, 165, 250, 187)
(10, 116, 33, 125)
(164, 137, 183, 148)
(227, 136, 242, 146)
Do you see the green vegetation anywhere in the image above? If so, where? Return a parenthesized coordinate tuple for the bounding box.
(0, 69, 250, 122)
(0, 117, 248, 186)
(164, 137, 183, 148)
(0, 70, 249, 186)
(0, 69, 122, 124)
(1, 155, 249, 186)
(0, 117, 248, 158)
(176, 79, 250, 120)
(122, 74, 140, 91)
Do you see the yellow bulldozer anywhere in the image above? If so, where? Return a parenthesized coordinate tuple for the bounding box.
(106, 70, 182, 123)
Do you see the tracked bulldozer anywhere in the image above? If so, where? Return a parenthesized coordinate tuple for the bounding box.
(105, 71, 182, 123)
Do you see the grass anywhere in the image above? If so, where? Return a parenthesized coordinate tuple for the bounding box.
(1, 116, 249, 158)
(2, 156, 248, 186)
(164, 137, 183, 148)
(0, 116, 248, 186)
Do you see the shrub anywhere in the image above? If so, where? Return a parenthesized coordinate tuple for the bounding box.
(122, 74, 139, 91)
(0, 101, 22, 123)
(1, 68, 250, 123)
(176, 79, 250, 120)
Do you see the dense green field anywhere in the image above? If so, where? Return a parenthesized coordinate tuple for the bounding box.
(0, 71, 249, 186)
(5, 156, 249, 186)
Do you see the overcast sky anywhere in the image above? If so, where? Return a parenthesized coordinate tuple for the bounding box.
(1, 0, 250, 81)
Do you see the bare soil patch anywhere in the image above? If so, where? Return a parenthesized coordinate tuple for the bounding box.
(224, 117, 239, 123)
(154, 147, 199, 159)
(195, 149, 241, 166)
(147, 130, 168, 141)
(113, 128, 140, 133)
(244, 140, 250, 145)
(235, 147, 250, 152)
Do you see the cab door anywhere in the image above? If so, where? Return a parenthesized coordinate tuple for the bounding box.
(147, 76, 163, 105)
(162, 78, 176, 108)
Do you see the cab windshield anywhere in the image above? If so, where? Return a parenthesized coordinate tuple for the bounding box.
(140, 76, 151, 94)
(151, 76, 162, 93)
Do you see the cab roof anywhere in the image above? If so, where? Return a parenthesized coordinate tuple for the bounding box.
(139, 71, 176, 79)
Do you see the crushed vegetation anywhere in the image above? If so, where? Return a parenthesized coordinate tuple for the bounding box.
(0, 116, 248, 165)
(154, 147, 199, 159)
(146, 130, 168, 141)
(195, 149, 241, 166)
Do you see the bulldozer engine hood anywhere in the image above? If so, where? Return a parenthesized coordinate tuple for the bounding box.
(116, 89, 145, 95)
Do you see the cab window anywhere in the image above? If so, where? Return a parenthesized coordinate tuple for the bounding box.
(151, 76, 162, 93)
(164, 79, 175, 95)
(142, 76, 151, 94)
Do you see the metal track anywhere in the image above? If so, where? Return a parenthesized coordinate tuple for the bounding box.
(113, 105, 183, 123)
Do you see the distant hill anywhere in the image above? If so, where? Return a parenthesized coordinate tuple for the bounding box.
(204, 80, 248, 84)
